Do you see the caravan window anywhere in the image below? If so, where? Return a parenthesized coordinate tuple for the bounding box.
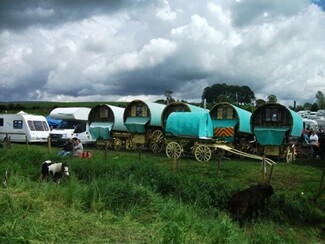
(27, 120, 50, 131)
(42, 121, 50, 131)
(0, 118, 3, 126)
(57, 120, 79, 129)
(28, 121, 36, 131)
(74, 121, 86, 133)
(13, 120, 23, 129)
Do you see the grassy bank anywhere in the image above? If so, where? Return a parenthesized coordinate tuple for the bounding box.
(0, 144, 324, 243)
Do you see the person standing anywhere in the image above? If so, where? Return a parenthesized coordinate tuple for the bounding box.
(309, 130, 320, 159)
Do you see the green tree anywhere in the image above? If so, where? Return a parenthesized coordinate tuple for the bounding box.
(164, 90, 174, 104)
(310, 103, 319, 111)
(315, 91, 325, 109)
(255, 99, 266, 107)
(303, 103, 312, 110)
(202, 83, 255, 105)
(267, 94, 277, 103)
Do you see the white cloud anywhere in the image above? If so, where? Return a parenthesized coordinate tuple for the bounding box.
(0, 0, 325, 107)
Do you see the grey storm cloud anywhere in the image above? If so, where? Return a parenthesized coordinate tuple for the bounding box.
(0, 0, 325, 106)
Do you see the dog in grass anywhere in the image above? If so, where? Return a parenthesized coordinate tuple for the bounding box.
(229, 183, 274, 226)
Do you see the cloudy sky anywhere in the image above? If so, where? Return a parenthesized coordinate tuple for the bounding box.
(1, 0, 325, 106)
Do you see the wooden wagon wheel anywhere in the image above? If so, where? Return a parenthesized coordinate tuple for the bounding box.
(194, 144, 212, 162)
(238, 138, 247, 151)
(125, 138, 134, 150)
(149, 130, 166, 154)
(291, 144, 296, 161)
(166, 142, 182, 159)
(285, 145, 292, 163)
(113, 138, 122, 151)
(96, 137, 105, 150)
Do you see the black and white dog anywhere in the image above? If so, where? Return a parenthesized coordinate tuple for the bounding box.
(40, 160, 69, 183)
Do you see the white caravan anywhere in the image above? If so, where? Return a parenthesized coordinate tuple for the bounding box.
(0, 111, 50, 143)
(49, 107, 94, 146)
(302, 118, 319, 132)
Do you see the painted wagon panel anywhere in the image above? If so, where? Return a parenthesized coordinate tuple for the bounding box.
(123, 100, 165, 133)
(209, 102, 252, 143)
(165, 112, 213, 139)
(251, 103, 303, 146)
(88, 104, 127, 140)
(250, 103, 303, 162)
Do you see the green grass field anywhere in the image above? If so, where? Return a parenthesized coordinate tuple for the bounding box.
(0, 143, 324, 243)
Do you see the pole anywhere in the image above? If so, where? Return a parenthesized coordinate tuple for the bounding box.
(262, 156, 266, 183)
(268, 164, 274, 184)
(47, 136, 51, 154)
(172, 150, 177, 172)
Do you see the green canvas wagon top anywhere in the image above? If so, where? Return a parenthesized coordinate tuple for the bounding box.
(123, 100, 166, 133)
(165, 112, 213, 139)
(250, 103, 303, 146)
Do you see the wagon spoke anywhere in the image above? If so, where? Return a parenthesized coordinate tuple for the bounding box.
(149, 130, 166, 153)
(166, 142, 182, 159)
(194, 144, 212, 162)
(113, 138, 121, 150)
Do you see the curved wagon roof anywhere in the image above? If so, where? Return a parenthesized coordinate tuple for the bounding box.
(209, 102, 252, 134)
(88, 104, 127, 140)
(123, 100, 166, 133)
(250, 103, 303, 146)
(165, 112, 213, 139)
(161, 102, 208, 127)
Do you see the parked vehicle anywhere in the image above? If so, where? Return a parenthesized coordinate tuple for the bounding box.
(49, 107, 94, 146)
(0, 111, 50, 143)
(303, 118, 319, 132)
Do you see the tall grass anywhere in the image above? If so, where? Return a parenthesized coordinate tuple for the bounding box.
(0, 146, 324, 243)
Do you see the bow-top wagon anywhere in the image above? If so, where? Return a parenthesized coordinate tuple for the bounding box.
(123, 100, 166, 150)
(88, 104, 129, 150)
(250, 103, 303, 162)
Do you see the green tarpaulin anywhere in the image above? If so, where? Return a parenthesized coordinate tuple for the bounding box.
(89, 122, 113, 140)
(165, 112, 213, 138)
(125, 117, 150, 133)
(254, 127, 290, 146)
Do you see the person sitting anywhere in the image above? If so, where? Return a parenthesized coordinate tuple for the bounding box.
(309, 130, 320, 159)
(73, 138, 84, 157)
(58, 138, 74, 157)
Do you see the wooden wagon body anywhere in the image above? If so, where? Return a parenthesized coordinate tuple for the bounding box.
(209, 102, 254, 152)
(250, 103, 303, 162)
(123, 100, 166, 150)
(164, 112, 219, 162)
(88, 104, 129, 150)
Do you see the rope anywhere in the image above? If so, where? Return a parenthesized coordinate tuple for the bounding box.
(215, 145, 276, 166)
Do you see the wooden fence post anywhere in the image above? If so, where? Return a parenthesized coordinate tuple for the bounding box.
(47, 136, 51, 154)
(268, 164, 274, 184)
(261, 156, 266, 183)
(172, 151, 177, 172)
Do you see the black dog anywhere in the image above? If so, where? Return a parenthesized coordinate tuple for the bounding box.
(229, 183, 274, 226)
